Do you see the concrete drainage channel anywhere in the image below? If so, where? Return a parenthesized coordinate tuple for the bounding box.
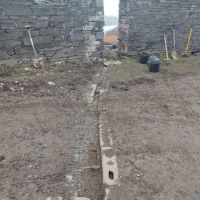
(97, 87, 119, 200)
(48, 63, 120, 200)
(46, 66, 111, 200)
(93, 64, 120, 200)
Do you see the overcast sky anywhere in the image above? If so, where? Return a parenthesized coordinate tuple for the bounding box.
(104, 0, 119, 17)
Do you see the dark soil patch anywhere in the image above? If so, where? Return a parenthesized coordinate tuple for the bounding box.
(111, 77, 156, 91)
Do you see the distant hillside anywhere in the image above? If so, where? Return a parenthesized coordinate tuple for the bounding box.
(104, 16, 118, 26)
(104, 26, 118, 44)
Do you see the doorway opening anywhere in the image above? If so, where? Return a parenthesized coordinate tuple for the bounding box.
(103, 0, 119, 46)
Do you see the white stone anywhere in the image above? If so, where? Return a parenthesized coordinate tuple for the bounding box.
(66, 174, 73, 182)
(75, 197, 90, 200)
(47, 197, 62, 200)
(104, 60, 122, 66)
(10, 87, 15, 91)
(47, 81, 55, 86)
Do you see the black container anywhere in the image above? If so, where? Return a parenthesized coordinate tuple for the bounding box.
(147, 55, 160, 73)
(139, 52, 150, 64)
(111, 44, 117, 49)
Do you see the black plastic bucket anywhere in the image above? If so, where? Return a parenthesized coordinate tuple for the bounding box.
(147, 56, 160, 73)
(149, 63, 160, 72)
(139, 52, 150, 64)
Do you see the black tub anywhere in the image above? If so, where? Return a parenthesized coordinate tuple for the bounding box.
(139, 52, 150, 64)
(147, 55, 160, 73)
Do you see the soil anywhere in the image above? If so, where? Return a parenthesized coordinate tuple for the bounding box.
(0, 61, 104, 200)
(1, 54, 200, 200)
(100, 56, 200, 200)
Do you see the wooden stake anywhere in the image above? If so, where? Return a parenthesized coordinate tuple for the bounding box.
(164, 34, 169, 60)
(172, 30, 177, 60)
(185, 28, 193, 55)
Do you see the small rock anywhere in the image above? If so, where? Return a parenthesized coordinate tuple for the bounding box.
(48, 82, 55, 86)
(136, 172, 143, 177)
(33, 57, 44, 69)
(66, 174, 73, 182)
(47, 197, 62, 200)
(10, 87, 15, 91)
(55, 61, 64, 65)
(75, 198, 90, 200)
(104, 60, 122, 66)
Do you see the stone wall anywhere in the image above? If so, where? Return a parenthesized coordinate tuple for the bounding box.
(0, 0, 104, 61)
(119, 0, 200, 55)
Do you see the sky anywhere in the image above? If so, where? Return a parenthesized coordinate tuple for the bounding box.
(104, 0, 119, 17)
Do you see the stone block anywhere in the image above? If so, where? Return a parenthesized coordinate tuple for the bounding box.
(55, 47, 76, 58)
(0, 15, 8, 20)
(40, 28, 59, 36)
(4, 40, 22, 48)
(95, 32, 104, 40)
(32, 7, 56, 16)
(23, 36, 52, 46)
(70, 31, 84, 41)
(33, 21, 49, 29)
(96, 0, 103, 8)
(30, 31, 40, 37)
(5, 7, 32, 16)
(51, 16, 65, 23)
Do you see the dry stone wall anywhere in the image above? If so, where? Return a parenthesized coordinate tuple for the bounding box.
(119, 0, 200, 55)
(0, 0, 104, 61)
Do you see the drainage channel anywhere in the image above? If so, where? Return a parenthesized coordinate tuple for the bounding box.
(83, 63, 120, 200)
(95, 66, 120, 200)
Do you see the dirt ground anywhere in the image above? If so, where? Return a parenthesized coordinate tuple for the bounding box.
(0, 61, 103, 200)
(1, 54, 200, 200)
(100, 56, 200, 200)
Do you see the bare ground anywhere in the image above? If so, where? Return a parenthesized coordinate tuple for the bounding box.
(0, 61, 103, 200)
(1, 55, 200, 200)
(99, 56, 200, 200)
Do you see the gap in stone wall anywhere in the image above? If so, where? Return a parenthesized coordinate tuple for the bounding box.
(103, 0, 119, 45)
